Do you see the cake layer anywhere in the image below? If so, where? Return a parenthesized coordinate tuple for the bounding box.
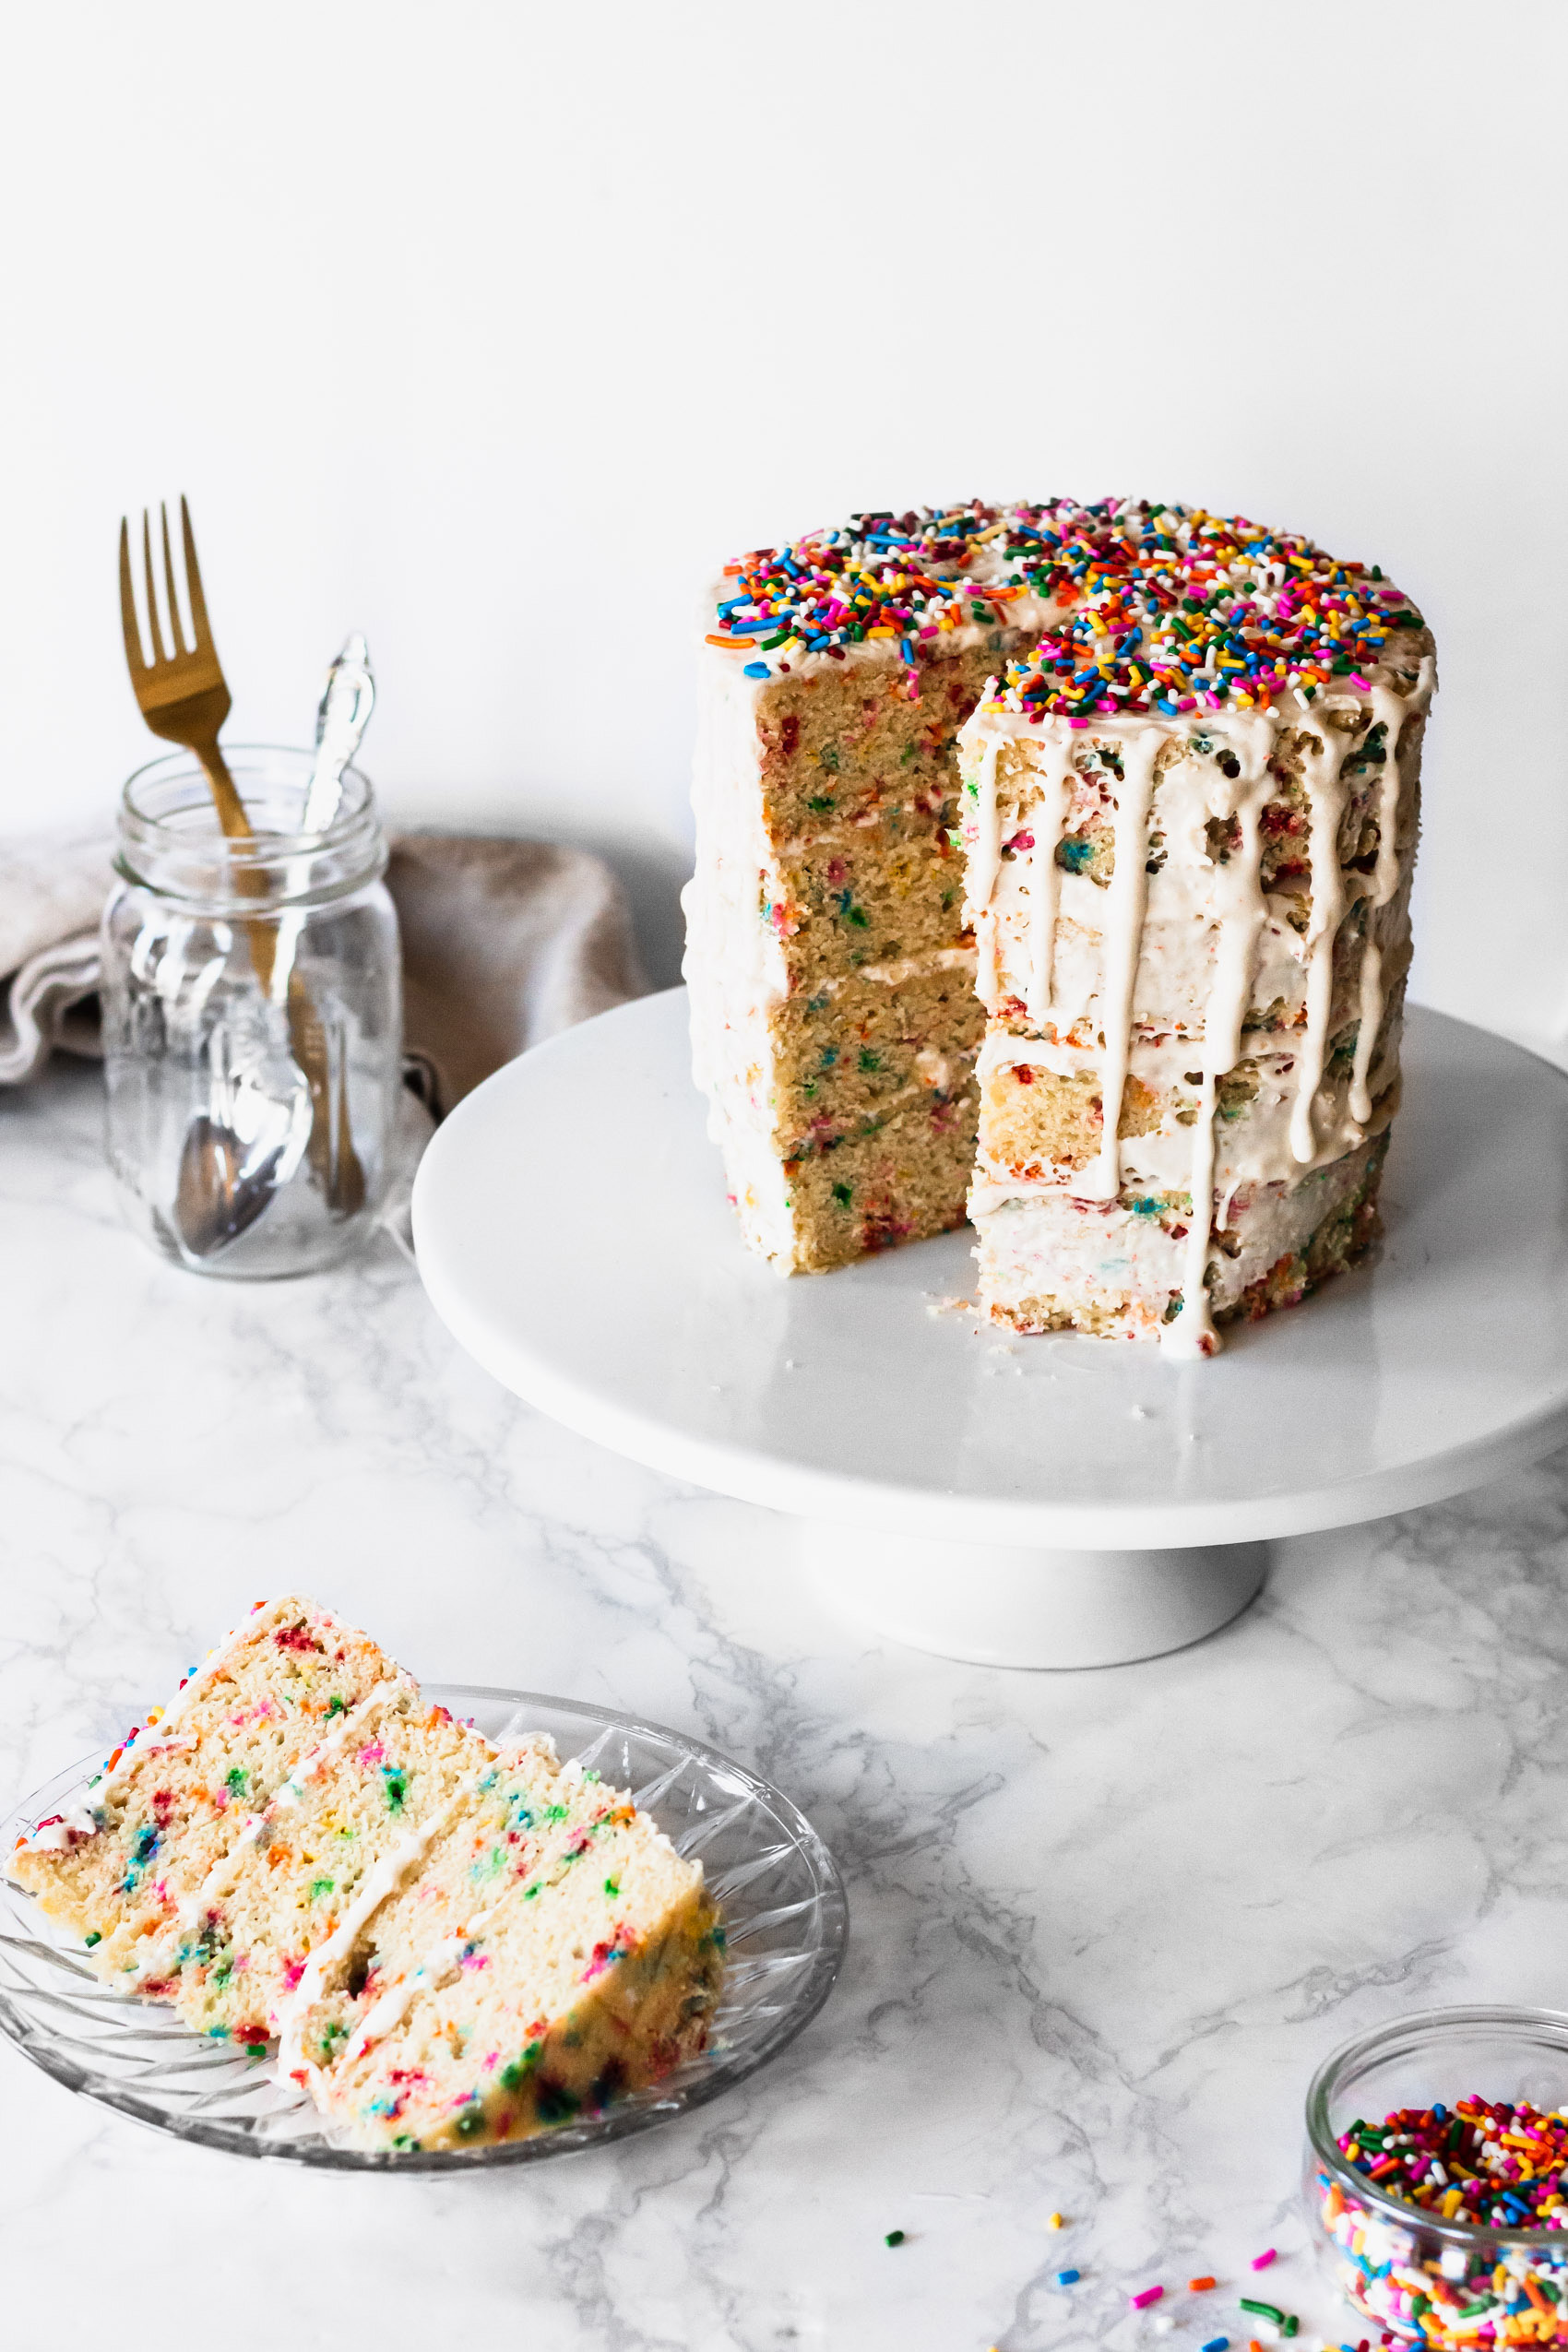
(771, 802, 963, 980)
(714, 1075, 979, 1273)
(7, 1596, 406, 1985)
(718, 955, 982, 1161)
(974, 979, 1408, 1204)
(956, 499, 1435, 1354)
(978, 1130, 1388, 1339)
(972, 712, 1420, 1038)
(277, 1739, 581, 2024)
(283, 1755, 721, 2152)
(754, 644, 1009, 840)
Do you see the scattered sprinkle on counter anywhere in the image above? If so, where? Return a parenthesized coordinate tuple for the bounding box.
(884, 2228, 906, 2248)
(1056, 2268, 1080, 2286)
(1190, 2275, 1218, 2291)
(1048, 2211, 1065, 2228)
(1251, 2249, 1278, 2271)
(1131, 2285, 1165, 2310)
(1201, 2339, 1229, 2351)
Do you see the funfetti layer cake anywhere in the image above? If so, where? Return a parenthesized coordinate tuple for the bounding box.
(956, 500, 1436, 1354)
(684, 504, 1087, 1275)
(6, 1596, 724, 2150)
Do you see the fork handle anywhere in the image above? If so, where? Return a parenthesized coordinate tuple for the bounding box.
(193, 738, 252, 843)
(190, 735, 279, 994)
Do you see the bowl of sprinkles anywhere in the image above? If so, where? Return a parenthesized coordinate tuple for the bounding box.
(1305, 2006, 1568, 2346)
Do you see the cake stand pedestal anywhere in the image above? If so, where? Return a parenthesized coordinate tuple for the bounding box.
(410, 992, 1568, 1669)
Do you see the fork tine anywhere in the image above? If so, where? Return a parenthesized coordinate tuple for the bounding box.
(180, 495, 215, 657)
(117, 517, 147, 675)
(141, 511, 171, 665)
(160, 503, 189, 658)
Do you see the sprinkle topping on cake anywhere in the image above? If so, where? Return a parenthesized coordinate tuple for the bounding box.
(708, 501, 1423, 715)
(985, 501, 1424, 721)
(709, 501, 1065, 684)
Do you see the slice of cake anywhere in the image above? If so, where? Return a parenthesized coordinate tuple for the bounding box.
(6, 1595, 407, 1990)
(6, 1598, 724, 2149)
(685, 503, 1083, 1274)
(282, 1752, 722, 2152)
(956, 499, 1436, 1352)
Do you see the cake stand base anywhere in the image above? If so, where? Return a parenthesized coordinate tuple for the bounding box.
(805, 1524, 1268, 1669)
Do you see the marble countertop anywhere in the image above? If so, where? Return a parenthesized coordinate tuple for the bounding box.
(4, 1055, 1566, 2352)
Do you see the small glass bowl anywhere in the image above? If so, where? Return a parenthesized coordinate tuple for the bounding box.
(1304, 2005, 1568, 2346)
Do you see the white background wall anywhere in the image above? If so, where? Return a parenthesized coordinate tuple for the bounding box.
(1, 2, 1562, 1028)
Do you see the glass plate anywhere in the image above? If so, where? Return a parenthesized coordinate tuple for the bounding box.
(0, 1684, 848, 2172)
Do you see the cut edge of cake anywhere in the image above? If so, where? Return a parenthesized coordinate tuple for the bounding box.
(685, 503, 1082, 1277)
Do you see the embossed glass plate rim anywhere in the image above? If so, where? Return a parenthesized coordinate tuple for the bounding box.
(0, 1681, 849, 2173)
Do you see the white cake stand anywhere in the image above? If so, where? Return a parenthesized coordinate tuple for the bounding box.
(410, 992, 1568, 1670)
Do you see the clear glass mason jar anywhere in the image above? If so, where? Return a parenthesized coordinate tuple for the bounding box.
(102, 745, 402, 1277)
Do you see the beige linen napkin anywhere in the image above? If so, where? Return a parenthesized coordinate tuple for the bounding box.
(0, 829, 649, 1109)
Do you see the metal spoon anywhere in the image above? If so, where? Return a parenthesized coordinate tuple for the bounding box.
(174, 1117, 295, 1254)
(172, 636, 376, 1257)
(278, 636, 377, 1216)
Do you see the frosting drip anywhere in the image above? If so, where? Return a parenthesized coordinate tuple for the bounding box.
(1085, 731, 1161, 1203)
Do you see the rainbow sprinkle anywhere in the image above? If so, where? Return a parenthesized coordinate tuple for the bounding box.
(990, 501, 1423, 722)
(1336, 2098, 1568, 2229)
(708, 501, 1425, 717)
(709, 501, 1038, 695)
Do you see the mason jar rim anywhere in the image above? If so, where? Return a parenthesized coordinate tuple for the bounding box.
(1305, 2002, 1568, 2248)
(115, 744, 386, 909)
(120, 742, 375, 851)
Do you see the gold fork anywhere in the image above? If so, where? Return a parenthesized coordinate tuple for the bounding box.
(118, 499, 363, 1217)
(118, 499, 275, 983)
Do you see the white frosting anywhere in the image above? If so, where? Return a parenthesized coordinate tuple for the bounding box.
(1084, 730, 1161, 1203)
(959, 652, 1435, 1352)
(1287, 718, 1355, 1166)
(1020, 741, 1074, 1027)
(1164, 713, 1279, 1358)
